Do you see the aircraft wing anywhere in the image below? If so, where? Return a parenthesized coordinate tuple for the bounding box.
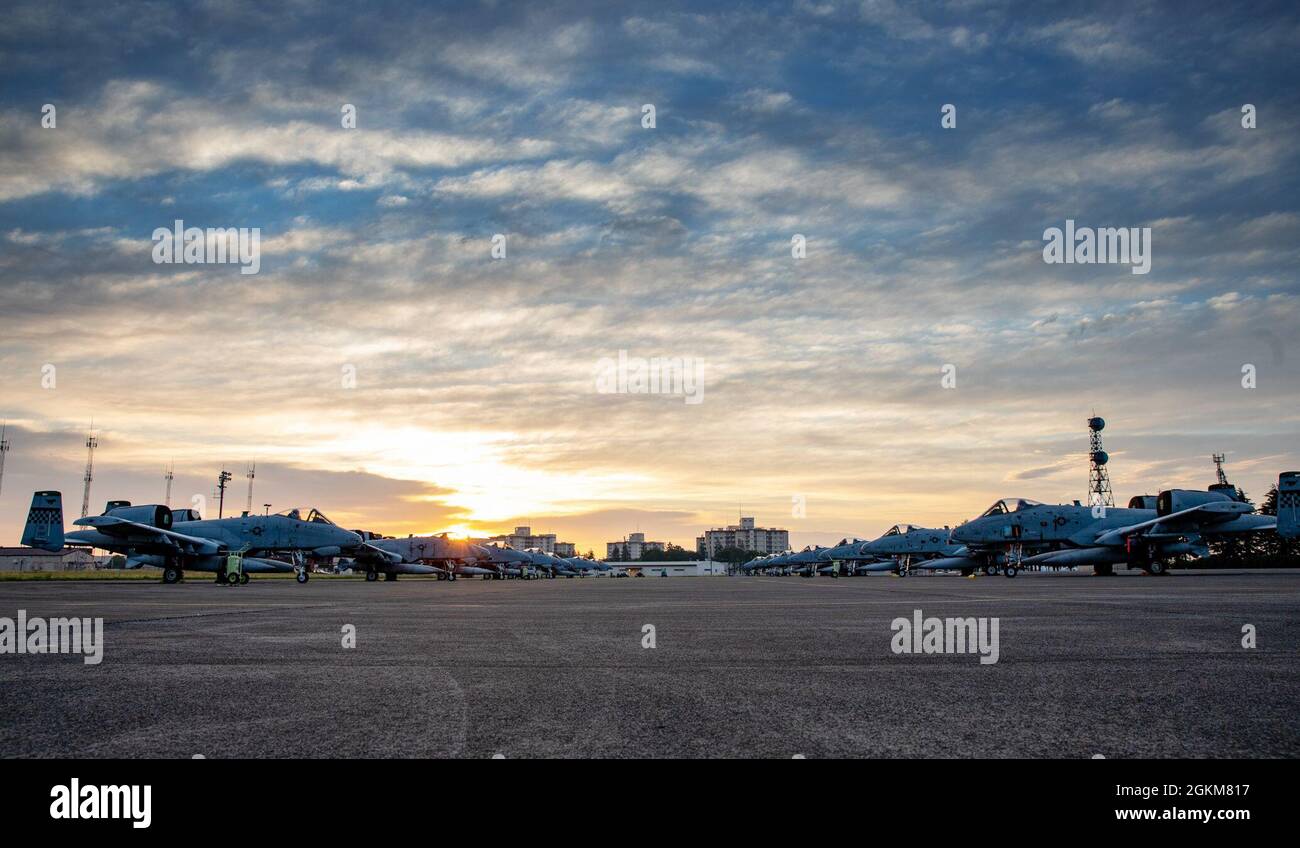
(72, 515, 222, 554)
(1093, 503, 1266, 546)
(355, 542, 404, 565)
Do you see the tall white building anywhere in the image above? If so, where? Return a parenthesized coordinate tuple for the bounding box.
(484, 526, 557, 554)
(695, 517, 789, 558)
(606, 532, 666, 560)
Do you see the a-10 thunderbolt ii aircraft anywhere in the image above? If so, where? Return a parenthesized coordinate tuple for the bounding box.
(352, 534, 542, 580)
(807, 527, 978, 576)
(952, 476, 1280, 577)
(858, 525, 982, 575)
(20, 491, 403, 584)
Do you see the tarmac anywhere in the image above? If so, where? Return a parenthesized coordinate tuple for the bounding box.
(1, 570, 1297, 758)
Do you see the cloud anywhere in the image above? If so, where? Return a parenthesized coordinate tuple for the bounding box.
(0, 2, 1297, 552)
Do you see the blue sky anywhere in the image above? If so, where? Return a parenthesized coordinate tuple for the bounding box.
(0, 1, 1297, 552)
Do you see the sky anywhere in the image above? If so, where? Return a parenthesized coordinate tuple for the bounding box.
(0, 0, 1297, 555)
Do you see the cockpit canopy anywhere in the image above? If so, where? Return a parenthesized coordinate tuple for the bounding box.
(979, 499, 1043, 517)
(883, 524, 918, 536)
(276, 508, 336, 525)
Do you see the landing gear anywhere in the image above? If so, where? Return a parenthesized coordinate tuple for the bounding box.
(1003, 565, 1019, 578)
(296, 569, 310, 584)
(1145, 560, 1167, 576)
(240, 573, 250, 585)
(983, 564, 997, 576)
(365, 570, 378, 582)
(162, 565, 183, 584)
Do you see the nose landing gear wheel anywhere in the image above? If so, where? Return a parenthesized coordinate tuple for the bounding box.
(296, 570, 309, 584)
(162, 566, 183, 584)
(365, 570, 378, 582)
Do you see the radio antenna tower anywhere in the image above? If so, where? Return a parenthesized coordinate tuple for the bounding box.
(1087, 415, 1114, 508)
(1212, 453, 1229, 487)
(245, 462, 256, 515)
(164, 463, 175, 508)
(217, 469, 232, 519)
(80, 426, 99, 519)
(0, 421, 10, 500)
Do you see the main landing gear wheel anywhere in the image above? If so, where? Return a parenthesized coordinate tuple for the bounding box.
(1003, 565, 1019, 578)
(296, 570, 309, 584)
(162, 566, 183, 584)
(240, 573, 250, 585)
(365, 571, 378, 582)
(983, 564, 997, 576)
(1146, 560, 1167, 576)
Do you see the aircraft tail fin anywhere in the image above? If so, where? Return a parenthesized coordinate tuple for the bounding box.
(21, 491, 65, 551)
(1277, 472, 1300, 539)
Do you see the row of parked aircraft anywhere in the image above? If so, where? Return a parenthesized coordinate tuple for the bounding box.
(16, 469, 1300, 584)
(18, 492, 616, 584)
(741, 471, 1299, 578)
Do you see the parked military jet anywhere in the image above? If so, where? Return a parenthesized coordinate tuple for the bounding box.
(471, 542, 538, 578)
(21, 492, 398, 584)
(861, 525, 981, 576)
(813, 539, 889, 575)
(952, 483, 1275, 577)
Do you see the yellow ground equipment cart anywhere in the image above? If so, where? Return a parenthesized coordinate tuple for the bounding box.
(224, 551, 249, 586)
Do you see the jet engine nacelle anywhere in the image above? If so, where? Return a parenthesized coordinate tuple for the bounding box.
(106, 504, 174, 529)
(1156, 488, 1237, 517)
(1127, 495, 1157, 510)
(171, 509, 202, 522)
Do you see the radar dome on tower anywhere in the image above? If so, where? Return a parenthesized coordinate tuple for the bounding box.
(1088, 417, 1106, 432)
